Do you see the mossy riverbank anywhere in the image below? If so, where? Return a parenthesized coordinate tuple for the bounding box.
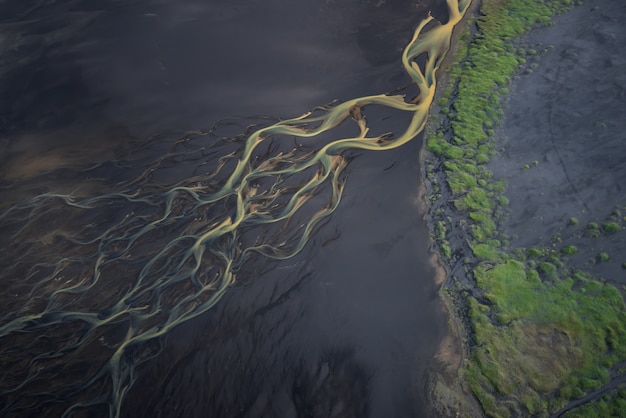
(424, 0, 626, 416)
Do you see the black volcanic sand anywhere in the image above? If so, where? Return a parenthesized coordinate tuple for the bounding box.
(122, 141, 446, 418)
(489, 0, 626, 285)
(0, 1, 454, 417)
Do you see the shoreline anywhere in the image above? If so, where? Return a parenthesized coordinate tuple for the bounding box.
(419, 1, 482, 415)
(423, 0, 626, 415)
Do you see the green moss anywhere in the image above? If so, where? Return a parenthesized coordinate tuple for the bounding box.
(472, 243, 503, 262)
(476, 153, 490, 164)
(527, 247, 545, 258)
(447, 170, 478, 195)
(538, 261, 558, 279)
(488, 179, 506, 193)
(586, 222, 601, 238)
(441, 243, 451, 259)
(470, 261, 626, 416)
(597, 252, 610, 263)
(460, 162, 478, 174)
(470, 211, 497, 240)
(567, 217, 579, 226)
(602, 222, 621, 233)
(561, 245, 578, 256)
(425, 0, 626, 415)
(426, 135, 449, 155)
(526, 269, 540, 283)
(548, 255, 565, 269)
(435, 220, 447, 241)
(444, 145, 465, 159)
(562, 384, 626, 417)
(455, 187, 493, 211)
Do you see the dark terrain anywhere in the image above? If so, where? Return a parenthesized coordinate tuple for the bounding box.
(491, 0, 626, 286)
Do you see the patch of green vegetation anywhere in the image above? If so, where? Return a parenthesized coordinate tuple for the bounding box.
(441, 242, 452, 259)
(497, 196, 509, 206)
(444, 145, 465, 159)
(538, 261, 558, 279)
(476, 153, 490, 164)
(455, 187, 493, 212)
(488, 179, 506, 193)
(527, 247, 545, 258)
(435, 220, 447, 241)
(562, 384, 626, 417)
(597, 252, 610, 263)
(548, 254, 565, 269)
(471, 243, 504, 262)
(446, 169, 478, 195)
(470, 211, 497, 239)
(561, 245, 578, 256)
(522, 160, 539, 170)
(425, 0, 626, 416)
(470, 261, 626, 416)
(586, 222, 601, 238)
(602, 221, 621, 233)
(526, 269, 540, 283)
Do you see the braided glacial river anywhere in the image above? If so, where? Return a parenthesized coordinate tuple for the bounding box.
(0, 0, 470, 416)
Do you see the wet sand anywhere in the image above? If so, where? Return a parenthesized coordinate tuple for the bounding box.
(119, 140, 449, 418)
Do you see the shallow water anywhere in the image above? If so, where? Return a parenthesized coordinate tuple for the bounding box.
(0, 0, 468, 416)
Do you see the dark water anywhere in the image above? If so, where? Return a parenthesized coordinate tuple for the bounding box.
(0, 0, 457, 416)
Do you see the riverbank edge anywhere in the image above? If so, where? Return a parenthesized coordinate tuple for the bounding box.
(419, 1, 481, 415)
